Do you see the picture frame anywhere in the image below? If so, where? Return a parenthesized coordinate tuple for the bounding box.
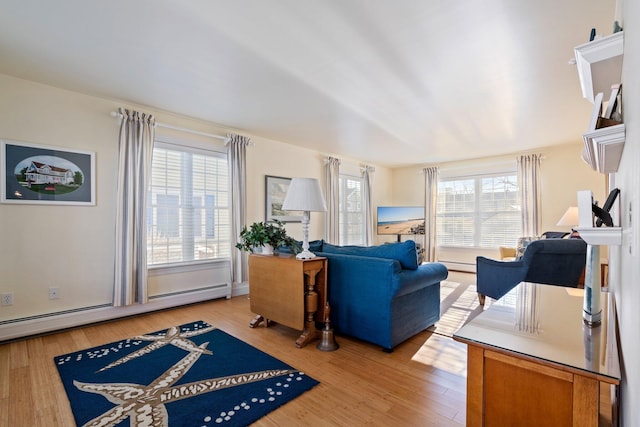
(265, 175, 303, 222)
(1, 139, 96, 205)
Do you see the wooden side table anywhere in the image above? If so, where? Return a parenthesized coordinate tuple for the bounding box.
(248, 253, 328, 348)
(454, 283, 620, 426)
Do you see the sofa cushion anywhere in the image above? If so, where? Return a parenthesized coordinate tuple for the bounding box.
(322, 240, 419, 270)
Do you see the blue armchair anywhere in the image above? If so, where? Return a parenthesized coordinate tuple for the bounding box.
(476, 238, 587, 305)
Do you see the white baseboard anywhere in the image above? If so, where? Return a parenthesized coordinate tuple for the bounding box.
(0, 283, 248, 342)
(234, 281, 249, 296)
(440, 261, 476, 273)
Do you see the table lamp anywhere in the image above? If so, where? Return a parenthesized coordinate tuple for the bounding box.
(557, 206, 580, 237)
(557, 206, 579, 227)
(282, 177, 327, 259)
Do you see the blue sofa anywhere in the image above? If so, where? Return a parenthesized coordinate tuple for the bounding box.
(293, 240, 448, 351)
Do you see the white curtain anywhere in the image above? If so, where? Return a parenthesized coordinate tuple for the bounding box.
(324, 156, 341, 244)
(423, 167, 439, 263)
(113, 108, 155, 307)
(361, 165, 375, 246)
(228, 134, 251, 289)
(517, 154, 542, 237)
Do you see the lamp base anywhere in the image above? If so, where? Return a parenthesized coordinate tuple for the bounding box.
(583, 244, 602, 328)
(296, 250, 317, 259)
(583, 309, 602, 327)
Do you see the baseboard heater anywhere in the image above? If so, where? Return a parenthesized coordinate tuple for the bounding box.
(439, 260, 476, 273)
(0, 283, 229, 343)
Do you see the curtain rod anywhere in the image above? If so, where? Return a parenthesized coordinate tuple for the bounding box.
(110, 111, 226, 141)
(323, 156, 375, 171)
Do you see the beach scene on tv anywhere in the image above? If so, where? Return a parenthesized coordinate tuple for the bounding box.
(377, 206, 425, 235)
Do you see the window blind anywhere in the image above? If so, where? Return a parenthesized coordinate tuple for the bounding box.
(339, 175, 365, 246)
(147, 143, 230, 265)
(437, 173, 520, 248)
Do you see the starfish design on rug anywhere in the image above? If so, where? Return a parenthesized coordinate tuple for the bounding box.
(75, 341, 295, 427)
(97, 324, 216, 372)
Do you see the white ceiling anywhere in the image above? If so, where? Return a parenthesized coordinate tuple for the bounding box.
(0, 0, 616, 167)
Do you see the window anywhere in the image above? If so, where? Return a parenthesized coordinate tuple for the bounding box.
(338, 174, 365, 245)
(437, 173, 520, 248)
(147, 142, 230, 266)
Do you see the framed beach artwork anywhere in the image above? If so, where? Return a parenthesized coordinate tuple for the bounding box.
(265, 175, 303, 222)
(1, 140, 96, 205)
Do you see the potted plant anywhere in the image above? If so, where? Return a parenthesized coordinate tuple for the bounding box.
(235, 220, 300, 255)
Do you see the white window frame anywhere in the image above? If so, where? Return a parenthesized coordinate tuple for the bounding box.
(147, 140, 231, 268)
(436, 172, 520, 249)
(338, 173, 365, 246)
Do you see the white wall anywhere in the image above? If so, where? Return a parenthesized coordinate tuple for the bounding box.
(0, 75, 118, 319)
(244, 140, 393, 246)
(0, 75, 241, 339)
(612, 0, 640, 423)
(0, 74, 392, 340)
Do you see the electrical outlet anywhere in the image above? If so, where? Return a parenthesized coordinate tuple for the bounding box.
(49, 287, 60, 300)
(1, 292, 13, 306)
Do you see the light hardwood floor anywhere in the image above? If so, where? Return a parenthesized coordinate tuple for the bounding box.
(0, 293, 468, 426)
(1, 271, 615, 426)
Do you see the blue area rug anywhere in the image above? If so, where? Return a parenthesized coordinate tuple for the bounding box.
(55, 320, 318, 426)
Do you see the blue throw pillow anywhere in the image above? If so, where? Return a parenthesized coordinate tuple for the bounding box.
(307, 240, 324, 252)
(322, 240, 419, 270)
(277, 239, 323, 254)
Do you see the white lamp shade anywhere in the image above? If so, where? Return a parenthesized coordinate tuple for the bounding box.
(557, 206, 579, 227)
(282, 178, 327, 212)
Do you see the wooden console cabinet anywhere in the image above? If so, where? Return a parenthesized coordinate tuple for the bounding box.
(248, 253, 328, 348)
(454, 282, 620, 426)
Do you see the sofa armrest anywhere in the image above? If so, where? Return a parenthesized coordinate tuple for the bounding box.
(395, 262, 448, 297)
(476, 256, 528, 300)
(320, 252, 447, 302)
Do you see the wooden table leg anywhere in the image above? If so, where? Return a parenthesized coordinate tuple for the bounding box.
(466, 345, 484, 427)
(295, 267, 321, 348)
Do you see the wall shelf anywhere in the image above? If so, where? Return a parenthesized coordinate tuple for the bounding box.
(581, 123, 626, 173)
(574, 32, 623, 103)
(574, 227, 622, 246)
(575, 31, 625, 174)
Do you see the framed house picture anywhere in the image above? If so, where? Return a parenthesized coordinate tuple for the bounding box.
(265, 175, 303, 222)
(1, 140, 96, 205)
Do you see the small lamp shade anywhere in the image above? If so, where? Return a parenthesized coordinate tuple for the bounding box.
(557, 206, 579, 227)
(282, 177, 326, 259)
(282, 178, 327, 212)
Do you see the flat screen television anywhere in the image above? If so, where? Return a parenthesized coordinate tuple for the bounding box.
(377, 206, 425, 240)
